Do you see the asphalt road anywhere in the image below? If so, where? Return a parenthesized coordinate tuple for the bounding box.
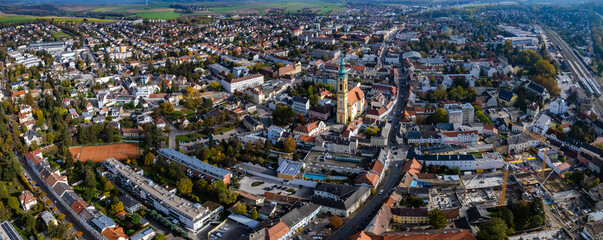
(327, 160, 402, 240)
(328, 51, 408, 240)
(19, 156, 95, 240)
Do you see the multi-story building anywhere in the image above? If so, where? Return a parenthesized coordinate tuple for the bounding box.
(311, 183, 370, 217)
(444, 103, 474, 126)
(408, 150, 504, 171)
(157, 148, 231, 185)
(104, 158, 218, 232)
(292, 96, 310, 115)
(391, 207, 428, 224)
(0, 221, 23, 240)
(220, 74, 264, 93)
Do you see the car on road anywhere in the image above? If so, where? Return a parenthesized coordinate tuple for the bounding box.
(379, 189, 384, 195)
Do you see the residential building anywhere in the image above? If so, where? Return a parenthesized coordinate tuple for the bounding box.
(268, 125, 286, 144)
(391, 207, 428, 224)
(292, 96, 310, 115)
(104, 158, 217, 232)
(584, 220, 603, 240)
(311, 183, 370, 217)
(308, 105, 332, 121)
(220, 74, 264, 93)
(19, 190, 37, 211)
(0, 221, 23, 240)
(157, 148, 231, 185)
(293, 121, 326, 137)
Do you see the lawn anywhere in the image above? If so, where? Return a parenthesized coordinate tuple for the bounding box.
(176, 132, 208, 143)
(135, 10, 180, 19)
(51, 31, 71, 39)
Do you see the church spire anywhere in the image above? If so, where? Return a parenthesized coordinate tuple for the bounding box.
(338, 55, 346, 75)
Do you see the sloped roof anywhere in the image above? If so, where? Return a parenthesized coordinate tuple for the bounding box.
(348, 86, 365, 105)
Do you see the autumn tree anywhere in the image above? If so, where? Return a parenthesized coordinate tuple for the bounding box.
(283, 137, 296, 153)
(176, 178, 193, 195)
(329, 215, 343, 229)
(233, 202, 247, 215)
(144, 152, 156, 166)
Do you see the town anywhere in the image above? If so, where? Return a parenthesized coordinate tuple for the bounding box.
(0, 1, 602, 240)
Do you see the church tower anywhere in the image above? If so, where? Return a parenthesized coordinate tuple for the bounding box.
(336, 56, 348, 124)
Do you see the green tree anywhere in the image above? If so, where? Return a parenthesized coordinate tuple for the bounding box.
(7, 197, 19, 211)
(131, 213, 141, 225)
(104, 181, 114, 192)
(427, 108, 447, 124)
(250, 208, 258, 219)
(428, 209, 447, 229)
(477, 218, 510, 240)
(272, 106, 295, 126)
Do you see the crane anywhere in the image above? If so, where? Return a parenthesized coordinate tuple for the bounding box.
(499, 117, 562, 206)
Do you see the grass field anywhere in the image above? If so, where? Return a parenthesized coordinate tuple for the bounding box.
(0, 16, 116, 23)
(135, 10, 180, 19)
(51, 31, 71, 38)
(199, 0, 344, 15)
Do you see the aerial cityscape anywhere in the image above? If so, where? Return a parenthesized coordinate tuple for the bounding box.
(0, 0, 601, 239)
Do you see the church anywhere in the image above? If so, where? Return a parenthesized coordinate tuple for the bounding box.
(336, 57, 366, 124)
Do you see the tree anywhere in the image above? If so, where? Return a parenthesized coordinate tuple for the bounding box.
(272, 106, 295, 126)
(131, 213, 141, 225)
(250, 208, 258, 219)
(57, 214, 65, 220)
(477, 218, 510, 240)
(109, 201, 124, 216)
(144, 152, 156, 166)
(283, 137, 296, 153)
(104, 181, 114, 192)
(7, 197, 19, 211)
(427, 108, 447, 124)
(155, 234, 167, 240)
(233, 202, 247, 215)
(329, 215, 343, 229)
(176, 178, 193, 195)
(428, 209, 447, 229)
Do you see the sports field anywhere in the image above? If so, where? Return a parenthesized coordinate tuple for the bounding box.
(70, 143, 139, 162)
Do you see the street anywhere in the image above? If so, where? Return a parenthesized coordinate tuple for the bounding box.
(19, 155, 95, 240)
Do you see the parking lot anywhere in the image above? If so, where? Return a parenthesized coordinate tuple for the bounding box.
(299, 214, 331, 240)
(238, 175, 313, 198)
(207, 220, 249, 240)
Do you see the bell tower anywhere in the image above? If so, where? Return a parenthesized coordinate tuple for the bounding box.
(336, 56, 348, 124)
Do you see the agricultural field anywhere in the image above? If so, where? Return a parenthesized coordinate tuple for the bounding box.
(134, 10, 180, 19)
(195, 0, 344, 15)
(0, 15, 115, 23)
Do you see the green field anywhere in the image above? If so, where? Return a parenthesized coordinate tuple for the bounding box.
(135, 10, 180, 19)
(199, 0, 344, 15)
(0, 16, 116, 23)
(51, 31, 72, 38)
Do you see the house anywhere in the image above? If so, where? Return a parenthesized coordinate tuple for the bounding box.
(122, 128, 146, 139)
(293, 121, 326, 138)
(311, 183, 370, 217)
(130, 227, 155, 240)
(19, 190, 37, 211)
(136, 115, 153, 125)
(292, 96, 310, 115)
(40, 211, 57, 226)
(268, 125, 286, 144)
(242, 116, 264, 131)
(70, 200, 89, 215)
(22, 130, 42, 147)
(101, 226, 128, 240)
(249, 203, 321, 240)
(391, 207, 428, 224)
(349, 229, 476, 240)
(498, 89, 517, 106)
(258, 202, 278, 220)
(467, 206, 491, 224)
(118, 194, 142, 214)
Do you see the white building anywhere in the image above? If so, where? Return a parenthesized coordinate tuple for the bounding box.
(133, 85, 159, 98)
(549, 98, 569, 115)
(104, 158, 217, 233)
(411, 152, 503, 171)
(220, 74, 264, 93)
(292, 96, 310, 115)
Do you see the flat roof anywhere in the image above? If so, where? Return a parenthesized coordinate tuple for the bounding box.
(277, 160, 303, 176)
(158, 148, 230, 179)
(105, 158, 208, 221)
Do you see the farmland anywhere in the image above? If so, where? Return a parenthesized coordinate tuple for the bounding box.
(0, 15, 116, 23)
(195, 0, 345, 15)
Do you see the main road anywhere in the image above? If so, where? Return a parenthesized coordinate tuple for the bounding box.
(328, 62, 408, 240)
